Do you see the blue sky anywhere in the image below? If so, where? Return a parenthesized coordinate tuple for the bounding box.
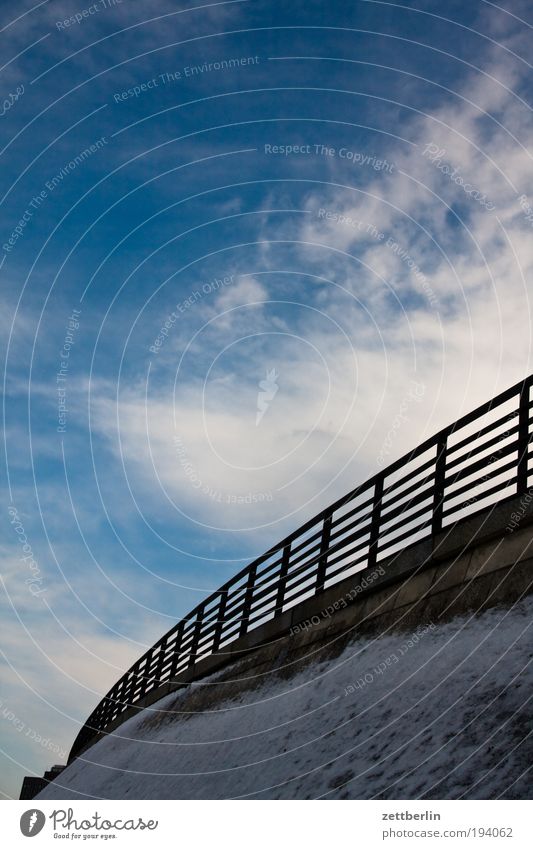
(1, 0, 533, 799)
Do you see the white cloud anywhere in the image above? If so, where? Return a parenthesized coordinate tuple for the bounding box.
(85, 31, 533, 547)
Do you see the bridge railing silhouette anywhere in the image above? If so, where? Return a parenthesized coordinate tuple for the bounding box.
(70, 375, 533, 759)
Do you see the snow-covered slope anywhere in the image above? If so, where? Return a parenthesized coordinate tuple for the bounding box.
(39, 596, 533, 800)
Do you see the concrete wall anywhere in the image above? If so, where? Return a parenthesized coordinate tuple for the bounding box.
(69, 492, 533, 762)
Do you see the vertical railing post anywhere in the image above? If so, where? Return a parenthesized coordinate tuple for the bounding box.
(239, 563, 257, 637)
(316, 512, 333, 594)
(94, 700, 105, 730)
(169, 620, 185, 682)
(188, 604, 205, 668)
(154, 638, 168, 688)
(114, 674, 129, 717)
(212, 591, 228, 653)
(123, 666, 138, 709)
(432, 435, 447, 536)
(517, 380, 530, 495)
(367, 475, 383, 570)
(137, 655, 150, 700)
(275, 544, 291, 615)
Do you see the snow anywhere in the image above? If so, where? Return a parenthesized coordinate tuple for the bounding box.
(38, 595, 533, 800)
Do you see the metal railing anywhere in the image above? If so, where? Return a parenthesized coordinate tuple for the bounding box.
(70, 375, 533, 758)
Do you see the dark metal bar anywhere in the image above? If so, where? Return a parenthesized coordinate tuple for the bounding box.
(211, 593, 227, 653)
(326, 537, 372, 571)
(379, 500, 433, 543)
(381, 454, 437, 499)
(123, 667, 139, 709)
(517, 380, 531, 495)
(154, 638, 168, 688)
(283, 541, 323, 572)
(168, 620, 185, 682)
(445, 423, 519, 472)
(442, 475, 518, 519)
(188, 604, 206, 667)
(287, 528, 323, 559)
(367, 476, 384, 569)
(329, 507, 373, 543)
(381, 467, 435, 508)
(239, 564, 257, 637)
(446, 408, 520, 457)
(378, 517, 433, 552)
(445, 440, 518, 489)
(315, 512, 333, 593)
(325, 522, 373, 560)
(380, 481, 435, 526)
(432, 437, 447, 536)
(444, 460, 518, 507)
(325, 548, 376, 582)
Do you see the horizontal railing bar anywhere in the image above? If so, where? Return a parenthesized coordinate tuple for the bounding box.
(379, 483, 434, 526)
(378, 501, 433, 543)
(287, 528, 324, 559)
(325, 551, 370, 581)
(250, 568, 284, 596)
(381, 453, 437, 499)
(381, 464, 436, 506)
(238, 580, 279, 615)
(444, 462, 518, 508)
(250, 590, 278, 616)
(326, 533, 372, 567)
(443, 379, 525, 440)
(446, 426, 519, 473)
(444, 441, 518, 489)
(325, 521, 373, 553)
(283, 578, 317, 604)
(377, 518, 433, 555)
(284, 560, 322, 591)
(285, 542, 323, 572)
(330, 493, 374, 525)
(222, 586, 247, 613)
(442, 475, 518, 518)
(252, 557, 283, 578)
(446, 408, 521, 457)
(329, 509, 373, 544)
(218, 621, 241, 643)
(325, 537, 370, 570)
(219, 596, 248, 624)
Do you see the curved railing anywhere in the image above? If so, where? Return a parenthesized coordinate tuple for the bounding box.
(70, 374, 533, 759)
